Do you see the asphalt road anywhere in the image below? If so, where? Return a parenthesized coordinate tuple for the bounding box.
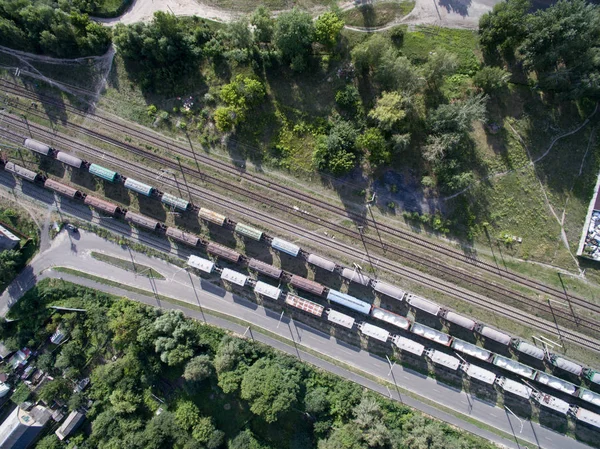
(0, 229, 594, 449)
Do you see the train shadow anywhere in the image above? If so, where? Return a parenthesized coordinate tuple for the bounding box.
(39, 157, 65, 180)
(199, 278, 226, 298)
(70, 168, 98, 192)
(104, 181, 130, 206)
(138, 195, 166, 222)
(0, 171, 16, 189)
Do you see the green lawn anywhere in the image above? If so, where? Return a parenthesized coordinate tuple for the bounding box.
(199, 0, 333, 12)
(93, 0, 132, 17)
(341, 1, 415, 28)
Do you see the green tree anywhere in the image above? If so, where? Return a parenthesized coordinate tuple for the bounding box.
(183, 354, 213, 383)
(38, 378, 72, 404)
(315, 11, 345, 48)
(313, 119, 359, 175)
(0, 249, 20, 285)
(229, 429, 265, 449)
(250, 6, 274, 43)
(368, 92, 407, 132)
(192, 417, 217, 444)
(220, 75, 266, 109)
(274, 8, 315, 70)
(240, 358, 301, 423)
(335, 85, 361, 115)
(214, 106, 244, 132)
(427, 94, 487, 134)
(110, 389, 142, 414)
(351, 34, 391, 72)
(34, 434, 62, 449)
(357, 128, 390, 167)
(317, 423, 365, 449)
(478, 0, 531, 58)
(424, 49, 458, 89)
(375, 50, 421, 92)
(175, 400, 201, 432)
(473, 66, 510, 92)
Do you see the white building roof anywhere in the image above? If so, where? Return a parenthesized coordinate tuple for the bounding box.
(371, 307, 410, 330)
(186, 255, 214, 273)
(326, 310, 355, 329)
(536, 372, 577, 395)
(220, 268, 247, 287)
(253, 281, 281, 300)
(392, 335, 425, 356)
(410, 323, 451, 346)
(451, 339, 491, 361)
(462, 364, 496, 385)
(497, 378, 532, 399)
(493, 355, 535, 379)
(359, 323, 390, 342)
(427, 350, 459, 370)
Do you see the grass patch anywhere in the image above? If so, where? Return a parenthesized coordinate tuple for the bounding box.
(93, 0, 132, 17)
(341, 1, 415, 28)
(90, 251, 166, 279)
(198, 0, 333, 12)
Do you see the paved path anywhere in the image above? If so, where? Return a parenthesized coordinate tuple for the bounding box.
(0, 229, 594, 449)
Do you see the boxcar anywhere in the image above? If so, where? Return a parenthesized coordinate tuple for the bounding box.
(56, 152, 83, 169)
(326, 289, 371, 315)
(496, 377, 532, 399)
(84, 195, 120, 215)
(198, 208, 226, 226)
(358, 323, 389, 342)
(574, 408, 600, 429)
(206, 242, 240, 263)
(307, 254, 336, 272)
(44, 179, 79, 198)
(187, 255, 214, 273)
(271, 237, 300, 257)
(124, 211, 159, 231)
(234, 223, 263, 241)
(425, 349, 460, 371)
(165, 227, 199, 247)
(89, 164, 118, 183)
(461, 364, 496, 385)
(533, 392, 570, 415)
(290, 275, 325, 296)
(24, 138, 51, 156)
(220, 268, 247, 287)
(161, 193, 189, 211)
(326, 309, 355, 329)
(5, 162, 38, 182)
(254, 281, 282, 300)
(124, 178, 154, 197)
(284, 293, 324, 317)
(372, 281, 405, 301)
(341, 267, 371, 286)
(248, 258, 282, 279)
(392, 335, 425, 356)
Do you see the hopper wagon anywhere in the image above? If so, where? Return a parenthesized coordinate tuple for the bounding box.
(24, 138, 51, 156)
(56, 152, 83, 169)
(206, 242, 240, 263)
(5, 162, 38, 182)
(451, 338, 492, 362)
(358, 322, 389, 342)
(370, 307, 410, 330)
(289, 275, 325, 296)
(161, 193, 189, 211)
(165, 227, 199, 247)
(549, 355, 583, 377)
(326, 289, 371, 315)
(410, 322, 452, 347)
(186, 255, 214, 273)
(460, 363, 496, 385)
(84, 195, 120, 216)
(271, 237, 300, 257)
(307, 254, 336, 272)
(248, 258, 282, 279)
(326, 309, 355, 329)
(89, 164, 118, 183)
(234, 223, 263, 241)
(220, 268, 247, 287)
(425, 349, 460, 371)
(392, 335, 425, 356)
(406, 294, 441, 316)
(254, 281, 282, 300)
(198, 208, 226, 226)
(585, 369, 600, 386)
(124, 211, 160, 231)
(477, 325, 512, 346)
(440, 310, 476, 331)
(512, 340, 545, 361)
(496, 377, 533, 399)
(44, 179, 80, 199)
(372, 281, 405, 301)
(492, 354, 536, 380)
(284, 293, 324, 317)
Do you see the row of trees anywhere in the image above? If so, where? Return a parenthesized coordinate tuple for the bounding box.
(3, 280, 497, 449)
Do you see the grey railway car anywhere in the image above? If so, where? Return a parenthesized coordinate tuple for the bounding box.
(372, 281, 405, 301)
(5, 162, 38, 182)
(326, 289, 371, 315)
(44, 179, 79, 198)
(234, 223, 263, 241)
(248, 258, 282, 279)
(161, 193, 189, 211)
(271, 237, 300, 257)
(441, 310, 476, 331)
(290, 275, 325, 296)
(56, 152, 83, 169)
(206, 242, 240, 263)
(124, 211, 160, 230)
(307, 254, 336, 272)
(89, 164, 118, 183)
(165, 227, 199, 246)
(512, 340, 545, 360)
(24, 138, 51, 156)
(406, 294, 440, 316)
(84, 195, 120, 215)
(477, 325, 511, 346)
(124, 178, 154, 197)
(549, 355, 583, 376)
(341, 267, 371, 286)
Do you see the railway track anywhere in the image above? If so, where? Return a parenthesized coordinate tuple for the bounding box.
(2, 118, 600, 354)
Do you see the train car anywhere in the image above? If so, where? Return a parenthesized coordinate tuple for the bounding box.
(271, 237, 300, 257)
(307, 254, 336, 272)
(406, 294, 441, 316)
(124, 211, 159, 231)
(549, 355, 583, 377)
(326, 289, 371, 315)
(532, 392, 570, 415)
(585, 369, 600, 386)
(579, 389, 600, 408)
(496, 377, 533, 399)
(220, 268, 247, 287)
(284, 293, 324, 317)
(89, 163, 118, 183)
(44, 179, 79, 199)
(358, 323, 389, 342)
(326, 309, 355, 329)
(124, 178, 154, 197)
(161, 193, 189, 211)
(5, 162, 38, 182)
(451, 338, 492, 362)
(370, 307, 410, 330)
(24, 138, 51, 156)
(341, 267, 371, 286)
(573, 407, 600, 429)
(248, 258, 282, 279)
(392, 335, 425, 356)
(512, 340, 545, 361)
(460, 363, 496, 385)
(441, 310, 476, 331)
(165, 227, 199, 247)
(477, 325, 512, 346)
(289, 275, 325, 297)
(372, 281, 405, 301)
(186, 255, 214, 273)
(492, 355, 536, 380)
(56, 152, 83, 169)
(206, 242, 240, 263)
(84, 195, 120, 216)
(234, 223, 263, 241)
(535, 371, 577, 395)
(425, 349, 460, 371)
(199, 208, 226, 226)
(410, 322, 452, 347)
(254, 281, 281, 300)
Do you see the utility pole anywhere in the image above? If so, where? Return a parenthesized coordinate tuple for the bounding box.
(504, 406, 523, 434)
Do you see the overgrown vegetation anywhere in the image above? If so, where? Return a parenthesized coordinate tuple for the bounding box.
(3, 280, 496, 449)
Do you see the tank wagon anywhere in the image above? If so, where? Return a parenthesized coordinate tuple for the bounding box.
(5, 162, 38, 182)
(476, 325, 512, 346)
(440, 310, 476, 331)
(406, 294, 440, 316)
(186, 255, 214, 273)
(307, 254, 336, 272)
(254, 281, 281, 301)
(124, 178, 155, 197)
(44, 179, 81, 199)
(535, 371, 577, 395)
(161, 193, 189, 211)
(326, 289, 371, 315)
(392, 335, 425, 356)
(372, 281, 405, 301)
(284, 293, 324, 317)
(89, 164, 118, 183)
(326, 309, 355, 329)
(271, 237, 300, 257)
(56, 152, 83, 169)
(358, 323, 389, 342)
(370, 307, 410, 330)
(206, 242, 240, 263)
(84, 196, 120, 216)
(492, 354, 536, 379)
(234, 223, 263, 241)
(496, 377, 532, 399)
(124, 211, 160, 231)
(199, 208, 226, 226)
(549, 355, 583, 377)
(425, 349, 460, 371)
(460, 363, 496, 385)
(165, 227, 199, 247)
(512, 340, 545, 361)
(220, 268, 247, 287)
(289, 275, 325, 296)
(248, 258, 282, 279)
(451, 338, 492, 362)
(24, 138, 51, 156)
